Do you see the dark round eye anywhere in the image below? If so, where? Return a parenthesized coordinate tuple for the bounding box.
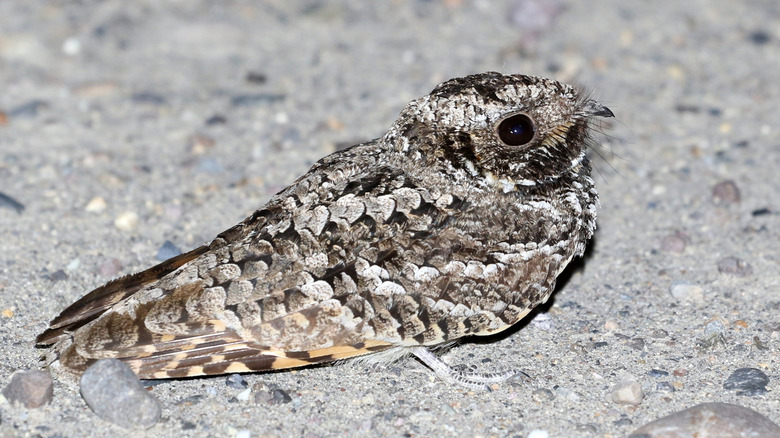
(497, 113, 535, 146)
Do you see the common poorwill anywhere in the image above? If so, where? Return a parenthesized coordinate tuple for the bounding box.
(37, 72, 613, 389)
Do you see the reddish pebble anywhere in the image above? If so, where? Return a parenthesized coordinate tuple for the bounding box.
(712, 180, 740, 204)
(661, 231, 689, 253)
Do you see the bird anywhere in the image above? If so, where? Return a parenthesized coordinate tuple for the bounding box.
(36, 72, 613, 389)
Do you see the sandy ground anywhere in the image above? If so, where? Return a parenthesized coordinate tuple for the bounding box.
(1, 1, 779, 437)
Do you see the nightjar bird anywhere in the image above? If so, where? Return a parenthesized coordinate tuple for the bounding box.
(36, 72, 613, 389)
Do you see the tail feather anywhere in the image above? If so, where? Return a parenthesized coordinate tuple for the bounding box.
(132, 339, 394, 379)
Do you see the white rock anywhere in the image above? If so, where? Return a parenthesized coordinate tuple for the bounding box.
(610, 378, 644, 405)
(114, 211, 139, 231)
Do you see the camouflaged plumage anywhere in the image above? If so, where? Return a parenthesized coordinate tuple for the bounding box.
(36, 72, 613, 387)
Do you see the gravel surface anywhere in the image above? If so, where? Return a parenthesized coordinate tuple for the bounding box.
(1, 1, 779, 436)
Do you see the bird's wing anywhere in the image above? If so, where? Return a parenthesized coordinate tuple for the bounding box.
(41, 157, 464, 378)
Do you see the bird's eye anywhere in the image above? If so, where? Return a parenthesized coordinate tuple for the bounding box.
(497, 113, 535, 146)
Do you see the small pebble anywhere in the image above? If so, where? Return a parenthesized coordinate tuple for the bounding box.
(114, 211, 139, 231)
(531, 388, 554, 402)
(629, 402, 780, 437)
(80, 359, 161, 429)
(627, 337, 645, 351)
(610, 378, 644, 405)
(156, 240, 182, 261)
(230, 93, 285, 107)
(189, 133, 216, 155)
(748, 30, 771, 45)
(651, 329, 668, 338)
(529, 312, 555, 330)
(235, 388, 252, 402)
(245, 71, 268, 84)
(569, 340, 595, 354)
(62, 37, 81, 55)
(66, 258, 81, 271)
(717, 257, 753, 276)
(723, 368, 769, 396)
(0, 192, 25, 213)
(1, 370, 54, 408)
(48, 269, 68, 282)
(84, 196, 107, 213)
(712, 180, 740, 204)
(205, 114, 227, 125)
(669, 282, 703, 303)
(656, 382, 675, 393)
(647, 369, 669, 378)
(255, 388, 293, 405)
(225, 373, 248, 389)
(527, 430, 549, 438)
(660, 231, 688, 253)
(553, 386, 579, 401)
(131, 92, 167, 105)
(271, 389, 293, 404)
(181, 421, 197, 430)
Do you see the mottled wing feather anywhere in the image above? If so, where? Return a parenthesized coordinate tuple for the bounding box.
(36, 245, 211, 345)
(49, 160, 443, 377)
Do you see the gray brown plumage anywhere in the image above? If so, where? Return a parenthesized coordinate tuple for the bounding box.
(36, 72, 613, 388)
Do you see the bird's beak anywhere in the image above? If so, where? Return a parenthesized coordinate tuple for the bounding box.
(584, 101, 614, 118)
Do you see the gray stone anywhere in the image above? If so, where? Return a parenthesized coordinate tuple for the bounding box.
(629, 402, 780, 438)
(716, 257, 753, 277)
(225, 373, 248, 389)
(1, 370, 53, 408)
(79, 359, 161, 429)
(255, 388, 293, 405)
(712, 180, 741, 204)
(723, 367, 769, 396)
(156, 240, 182, 261)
